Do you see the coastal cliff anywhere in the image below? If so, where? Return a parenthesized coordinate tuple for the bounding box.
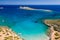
(0, 26, 22, 40)
(44, 19, 60, 40)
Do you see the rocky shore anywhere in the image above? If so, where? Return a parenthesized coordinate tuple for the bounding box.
(0, 26, 22, 40)
(44, 19, 60, 40)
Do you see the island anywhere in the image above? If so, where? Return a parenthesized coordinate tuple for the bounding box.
(20, 6, 36, 10)
(44, 19, 60, 40)
(0, 26, 22, 40)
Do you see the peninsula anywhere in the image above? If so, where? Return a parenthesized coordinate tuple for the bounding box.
(44, 19, 60, 40)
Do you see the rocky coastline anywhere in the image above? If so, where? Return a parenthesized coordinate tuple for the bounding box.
(0, 26, 22, 40)
(44, 19, 60, 40)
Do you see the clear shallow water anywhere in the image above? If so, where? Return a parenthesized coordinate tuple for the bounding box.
(0, 5, 60, 40)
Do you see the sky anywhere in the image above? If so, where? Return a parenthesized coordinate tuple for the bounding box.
(0, 0, 60, 5)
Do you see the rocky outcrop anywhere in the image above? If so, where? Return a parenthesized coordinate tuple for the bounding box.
(44, 19, 60, 31)
(44, 19, 60, 40)
(0, 26, 22, 40)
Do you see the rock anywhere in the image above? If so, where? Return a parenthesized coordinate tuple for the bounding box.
(44, 19, 60, 40)
(0, 26, 23, 40)
(44, 19, 60, 32)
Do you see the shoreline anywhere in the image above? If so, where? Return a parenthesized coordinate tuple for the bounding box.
(44, 19, 60, 40)
(0, 26, 22, 40)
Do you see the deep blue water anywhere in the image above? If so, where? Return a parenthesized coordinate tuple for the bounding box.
(0, 5, 60, 40)
(1, 5, 60, 12)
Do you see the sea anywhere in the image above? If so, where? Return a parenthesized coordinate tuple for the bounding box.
(0, 5, 60, 40)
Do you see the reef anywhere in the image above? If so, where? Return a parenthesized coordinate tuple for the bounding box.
(44, 19, 60, 40)
(0, 26, 22, 40)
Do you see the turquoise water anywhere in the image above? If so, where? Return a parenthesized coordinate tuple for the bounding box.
(11, 19, 48, 40)
(0, 7, 60, 40)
